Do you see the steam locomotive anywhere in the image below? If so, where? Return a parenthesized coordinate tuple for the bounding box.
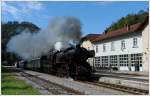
(20, 45, 95, 80)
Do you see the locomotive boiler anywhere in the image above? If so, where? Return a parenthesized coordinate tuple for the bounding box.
(22, 45, 95, 80)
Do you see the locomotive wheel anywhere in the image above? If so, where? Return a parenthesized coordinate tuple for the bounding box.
(57, 68, 64, 77)
(56, 64, 69, 78)
(75, 65, 91, 81)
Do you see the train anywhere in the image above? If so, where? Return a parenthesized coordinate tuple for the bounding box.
(18, 45, 96, 81)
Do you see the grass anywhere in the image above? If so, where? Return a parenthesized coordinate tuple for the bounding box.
(1, 67, 40, 95)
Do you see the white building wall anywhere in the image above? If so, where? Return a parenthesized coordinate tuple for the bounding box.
(93, 34, 143, 71)
(142, 25, 149, 73)
(94, 35, 142, 57)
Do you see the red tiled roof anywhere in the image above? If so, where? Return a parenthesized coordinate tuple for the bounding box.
(81, 34, 101, 41)
(91, 23, 142, 42)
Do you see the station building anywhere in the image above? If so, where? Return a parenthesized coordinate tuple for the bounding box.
(81, 19, 149, 72)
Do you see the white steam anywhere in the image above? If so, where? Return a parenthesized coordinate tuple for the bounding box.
(7, 17, 81, 60)
(54, 42, 62, 51)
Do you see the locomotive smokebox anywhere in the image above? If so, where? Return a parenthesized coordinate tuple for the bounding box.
(88, 50, 95, 58)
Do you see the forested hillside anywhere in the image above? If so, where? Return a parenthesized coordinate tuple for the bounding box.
(104, 10, 149, 33)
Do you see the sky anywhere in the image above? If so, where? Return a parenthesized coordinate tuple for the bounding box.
(2, 1, 149, 36)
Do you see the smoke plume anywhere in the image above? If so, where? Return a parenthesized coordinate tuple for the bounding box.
(7, 17, 81, 60)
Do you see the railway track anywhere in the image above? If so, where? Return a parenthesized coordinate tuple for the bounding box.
(6, 67, 149, 95)
(83, 81, 149, 95)
(20, 71, 84, 95)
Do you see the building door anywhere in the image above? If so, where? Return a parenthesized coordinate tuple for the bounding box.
(135, 61, 140, 71)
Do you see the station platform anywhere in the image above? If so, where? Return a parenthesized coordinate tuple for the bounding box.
(94, 72, 149, 90)
(94, 72, 149, 82)
(95, 70, 149, 76)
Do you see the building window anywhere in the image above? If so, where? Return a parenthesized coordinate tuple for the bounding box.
(96, 45, 98, 53)
(110, 55, 117, 67)
(121, 40, 126, 50)
(119, 54, 128, 67)
(131, 53, 142, 67)
(102, 56, 108, 67)
(103, 44, 106, 52)
(133, 38, 138, 48)
(95, 57, 101, 70)
(111, 42, 115, 51)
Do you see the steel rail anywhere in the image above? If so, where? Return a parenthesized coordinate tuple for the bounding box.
(82, 81, 149, 95)
(20, 71, 84, 95)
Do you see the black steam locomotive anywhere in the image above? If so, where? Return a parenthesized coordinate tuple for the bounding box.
(21, 45, 95, 80)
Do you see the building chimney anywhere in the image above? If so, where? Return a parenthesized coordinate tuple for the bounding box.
(125, 24, 130, 31)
